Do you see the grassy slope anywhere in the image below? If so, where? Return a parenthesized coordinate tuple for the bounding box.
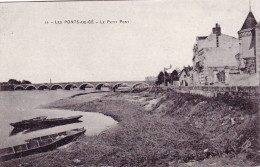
(1, 89, 259, 167)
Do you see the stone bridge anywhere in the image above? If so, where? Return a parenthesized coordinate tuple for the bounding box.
(13, 81, 151, 91)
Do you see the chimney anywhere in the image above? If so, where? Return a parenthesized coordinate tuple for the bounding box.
(213, 23, 221, 47)
(213, 23, 221, 35)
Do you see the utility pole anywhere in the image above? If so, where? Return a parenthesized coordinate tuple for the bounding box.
(164, 64, 172, 86)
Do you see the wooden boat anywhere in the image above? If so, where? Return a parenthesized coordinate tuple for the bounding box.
(0, 128, 86, 162)
(10, 116, 47, 128)
(10, 115, 83, 129)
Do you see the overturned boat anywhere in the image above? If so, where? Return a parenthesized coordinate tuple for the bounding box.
(0, 128, 86, 162)
(10, 115, 83, 129)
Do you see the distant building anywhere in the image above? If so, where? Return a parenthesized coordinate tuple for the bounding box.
(179, 66, 193, 86)
(192, 24, 239, 85)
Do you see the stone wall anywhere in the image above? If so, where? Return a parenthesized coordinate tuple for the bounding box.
(170, 85, 259, 97)
(228, 73, 259, 86)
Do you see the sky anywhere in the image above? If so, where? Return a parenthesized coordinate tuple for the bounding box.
(0, 0, 260, 83)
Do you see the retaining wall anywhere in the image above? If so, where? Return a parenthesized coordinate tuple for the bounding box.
(170, 86, 260, 97)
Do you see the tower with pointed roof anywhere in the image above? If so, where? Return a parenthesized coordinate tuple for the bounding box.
(237, 9, 258, 73)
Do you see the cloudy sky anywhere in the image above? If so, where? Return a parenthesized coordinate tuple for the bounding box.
(0, 0, 260, 83)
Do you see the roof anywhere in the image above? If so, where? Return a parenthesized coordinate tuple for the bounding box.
(240, 11, 257, 31)
(197, 36, 208, 40)
(196, 33, 238, 49)
(179, 66, 193, 77)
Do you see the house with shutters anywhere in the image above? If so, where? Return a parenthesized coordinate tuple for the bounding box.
(191, 7, 260, 86)
(192, 24, 239, 86)
(179, 66, 193, 86)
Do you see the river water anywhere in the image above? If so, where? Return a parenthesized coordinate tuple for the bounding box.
(0, 89, 117, 148)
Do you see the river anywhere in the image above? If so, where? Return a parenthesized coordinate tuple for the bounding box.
(0, 89, 117, 148)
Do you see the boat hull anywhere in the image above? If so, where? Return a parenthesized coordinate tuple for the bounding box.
(10, 115, 83, 129)
(0, 128, 86, 162)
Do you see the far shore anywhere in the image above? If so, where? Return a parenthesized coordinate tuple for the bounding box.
(1, 88, 258, 167)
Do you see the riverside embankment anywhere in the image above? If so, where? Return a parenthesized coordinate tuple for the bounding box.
(1, 88, 259, 167)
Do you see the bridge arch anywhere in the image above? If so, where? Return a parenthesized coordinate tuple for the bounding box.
(64, 84, 77, 90)
(132, 82, 149, 88)
(79, 83, 94, 90)
(50, 84, 63, 90)
(38, 85, 49, 90)
(25, 85, 37, 90)
(112, 83, 131, 90)
(96, 83, 111, 90)
(14, 85, 25, 90)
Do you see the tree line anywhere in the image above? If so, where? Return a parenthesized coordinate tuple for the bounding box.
(156, 70, 179, 85)
(7, 79, 32, 85)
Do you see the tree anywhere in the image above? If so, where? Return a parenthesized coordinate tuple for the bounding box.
(157, 71, 164, 85)
(21, 80, 32, 84)
(145, 76, 156, 85)
(170, 70, 179, 83)
(164, 71, 171, 85)
(8, 79, 21, 85)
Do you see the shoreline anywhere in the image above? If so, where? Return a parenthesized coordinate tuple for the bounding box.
(1, 88, 259, 166)
(43, 91, 123, 122)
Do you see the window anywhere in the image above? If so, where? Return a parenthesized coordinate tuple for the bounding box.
(217, 71, 225, 82)
(244, 58, 256, 73)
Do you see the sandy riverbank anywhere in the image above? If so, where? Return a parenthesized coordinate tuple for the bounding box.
(1, 88, 259, 167)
